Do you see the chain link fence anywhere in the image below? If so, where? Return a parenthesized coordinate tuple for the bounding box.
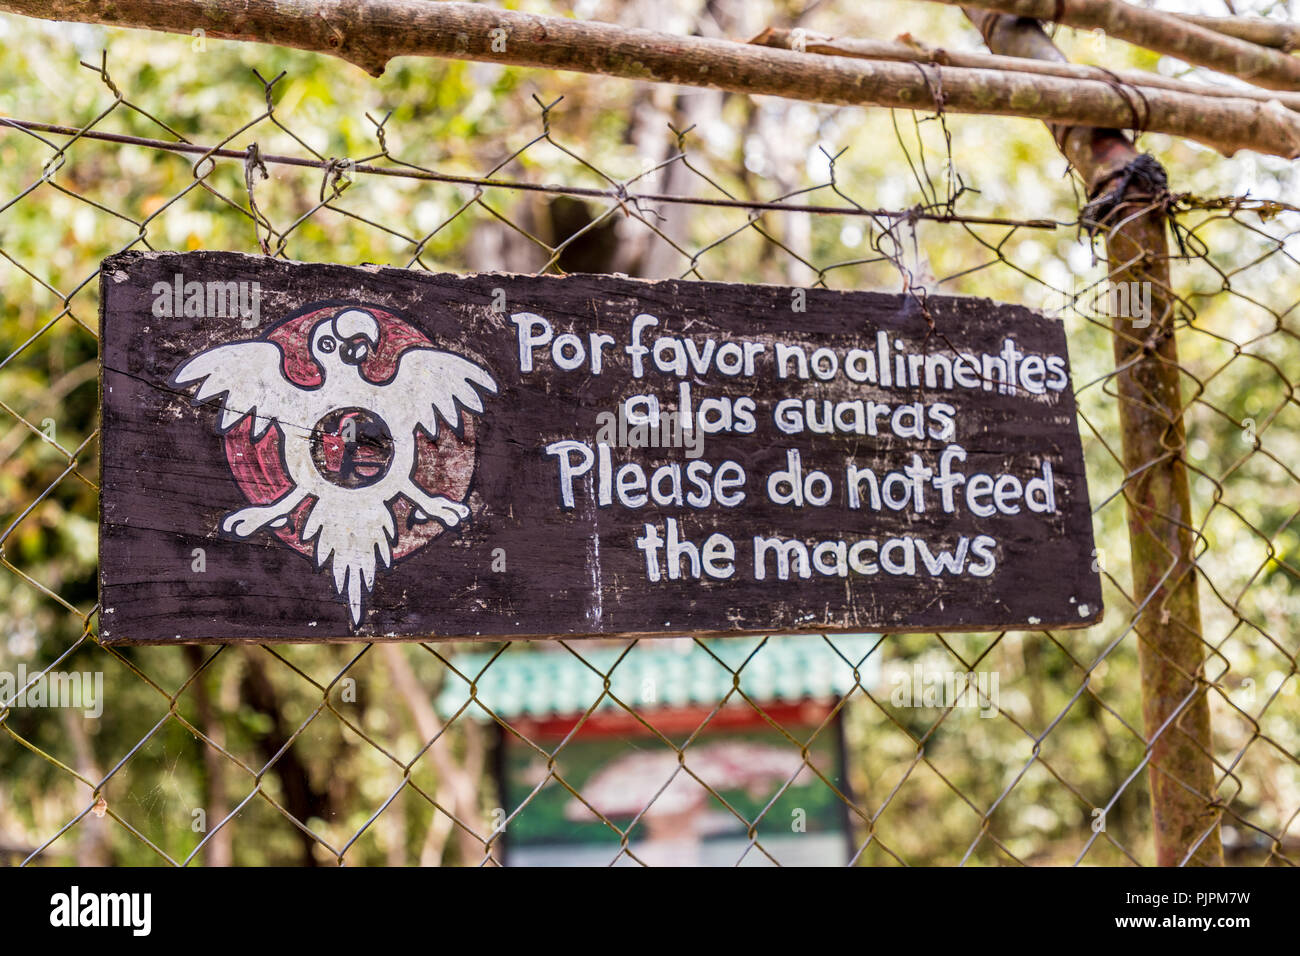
(1, 47, 1297, 867)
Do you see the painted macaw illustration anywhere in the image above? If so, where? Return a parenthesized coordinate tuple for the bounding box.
(172, 308, 497, 625)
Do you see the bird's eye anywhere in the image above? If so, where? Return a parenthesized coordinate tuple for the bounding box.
(319, 336, 336, 353)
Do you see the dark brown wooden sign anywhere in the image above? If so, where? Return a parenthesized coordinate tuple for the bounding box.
(99, 251, 1102, 644)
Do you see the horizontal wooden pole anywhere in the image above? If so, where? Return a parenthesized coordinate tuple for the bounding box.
(1176, 12, 1299, 53)
(751, 26, 1300, 113)
(935, 0, 1300, 91)
(1, 1, 1297, 157)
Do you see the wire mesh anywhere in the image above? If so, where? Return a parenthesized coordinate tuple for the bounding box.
(0, 51, 1296, 867)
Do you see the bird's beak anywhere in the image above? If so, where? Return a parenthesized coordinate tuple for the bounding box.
(340, 336, 370, 366)
(333, 310, 380, 367)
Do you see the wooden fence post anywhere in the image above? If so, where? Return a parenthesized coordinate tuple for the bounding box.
(965, 10, 1223, 866)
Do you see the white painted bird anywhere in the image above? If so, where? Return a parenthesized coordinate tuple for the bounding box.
(171, 308, 497, 626)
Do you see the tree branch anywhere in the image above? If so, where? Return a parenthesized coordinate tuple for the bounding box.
(0, 0, 1296, 158)
(380, 644, 485, 867)
(1176, 12, 1300, 52)
(751, 26, 1300, 113)
(939, 0, 1300, 91)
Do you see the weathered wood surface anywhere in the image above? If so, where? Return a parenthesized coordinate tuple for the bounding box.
(99, 251, 1102, 643)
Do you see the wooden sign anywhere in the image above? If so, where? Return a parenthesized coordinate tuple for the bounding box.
(99, 251, 1102, 644)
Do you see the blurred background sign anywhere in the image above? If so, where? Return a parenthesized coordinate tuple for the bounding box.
(437, 634, 880, 866)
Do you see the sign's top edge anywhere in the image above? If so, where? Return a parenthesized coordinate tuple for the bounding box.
(99, 249, 1060, 323)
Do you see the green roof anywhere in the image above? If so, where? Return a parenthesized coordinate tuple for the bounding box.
(435, 634, 882, 721)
